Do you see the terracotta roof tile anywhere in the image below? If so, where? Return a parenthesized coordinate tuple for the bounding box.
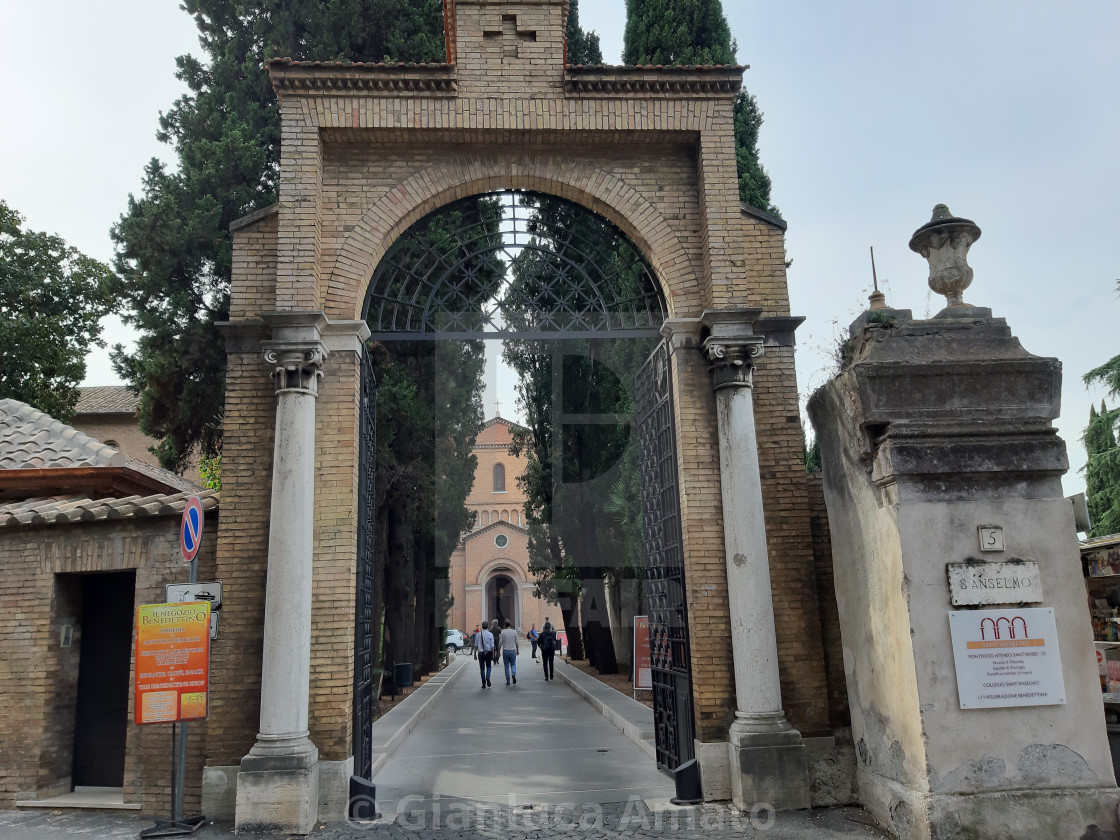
(75, 386, 139, 415)
(0, 489, 219, 530)
(0, 398, 125, 469)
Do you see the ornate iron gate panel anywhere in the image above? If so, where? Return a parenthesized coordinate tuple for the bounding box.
(353, 348, 377, 780)
(634, 340, 695, 771)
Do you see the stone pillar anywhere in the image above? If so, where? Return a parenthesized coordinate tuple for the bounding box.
(700, 310, 811, 811)
(236, 312, 328, 835)
(807, 208, 1119, 840)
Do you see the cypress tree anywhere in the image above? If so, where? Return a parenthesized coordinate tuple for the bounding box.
(1084, 401, 1120, 538)
(623, 0, 775, 212)
(566, 0, 603, 65)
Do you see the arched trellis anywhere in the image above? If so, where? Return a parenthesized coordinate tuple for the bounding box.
(362, 191, 667, 340)
(321, 156, 697, 321)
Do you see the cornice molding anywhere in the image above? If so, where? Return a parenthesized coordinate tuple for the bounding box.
(269, 59, 456, 96)
(565, 66, 744, 98)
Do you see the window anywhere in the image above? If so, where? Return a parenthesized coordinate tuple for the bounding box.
(495, 534, 509, 549)
(493, 462, 506, 493)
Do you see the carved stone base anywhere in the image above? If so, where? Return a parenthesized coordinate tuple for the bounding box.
(235, 737, 319, 834)
(728, 728, 811, 812)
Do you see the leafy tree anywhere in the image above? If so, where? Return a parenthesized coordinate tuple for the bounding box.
(0, 200, 114, 421)
(111, 0, 446, 473)
(623, 0, 775, 212)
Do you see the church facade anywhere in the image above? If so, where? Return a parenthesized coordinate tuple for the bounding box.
(447, 417, 548, 636)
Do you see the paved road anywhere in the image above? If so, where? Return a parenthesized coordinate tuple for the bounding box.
(371, 649, 676, 811)
(0, 651, 890, 838)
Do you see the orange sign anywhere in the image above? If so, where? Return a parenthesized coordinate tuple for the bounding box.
(634, 616, 652, 691)
(134, 602, 211, 725)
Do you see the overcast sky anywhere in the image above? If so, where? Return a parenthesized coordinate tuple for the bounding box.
(1, 1, 1117, 497)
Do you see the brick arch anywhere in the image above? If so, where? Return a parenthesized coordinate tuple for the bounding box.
(324, 156, 697, 320)
(477, 558, 526, 588)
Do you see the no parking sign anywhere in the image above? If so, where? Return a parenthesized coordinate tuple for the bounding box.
(180, 496, 204, 564)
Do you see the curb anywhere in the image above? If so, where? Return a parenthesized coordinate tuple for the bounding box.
(369, 654, 469, 777)
(554, 659, 657, 759)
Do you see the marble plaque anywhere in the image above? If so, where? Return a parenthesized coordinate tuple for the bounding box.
(947, 560, 1042, 606)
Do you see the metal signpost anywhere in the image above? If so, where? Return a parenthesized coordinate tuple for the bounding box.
(139, 496, 209, 837)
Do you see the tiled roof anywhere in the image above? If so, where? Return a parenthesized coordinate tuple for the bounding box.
(0, 398, 126, 469)
(0, 398, 200, 494)
(75, 386, 139, 415)
(0, 489, 219, 529)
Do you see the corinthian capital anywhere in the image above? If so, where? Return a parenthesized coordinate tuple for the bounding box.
(263, 345, 329, 395)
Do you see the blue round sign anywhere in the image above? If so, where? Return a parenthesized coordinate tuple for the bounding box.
(181, 496, 204, 563)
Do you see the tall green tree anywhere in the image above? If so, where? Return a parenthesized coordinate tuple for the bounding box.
(0, 200, 114, 421)
(502, 194, 656, 673)
(1083, 402, 1120, 538)
(1083, 281, 1120, 537)
(111, 0, 446, 472)
(566, 0, 603, 65)
(623, 0, 776, 212)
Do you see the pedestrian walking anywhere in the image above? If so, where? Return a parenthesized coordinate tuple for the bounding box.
(471, 624, 481, 660)
(499, 620, 520, 685)
(476, 621, 495, 688)
(528, 623, 539, 660)
(539, 620, 557, 681)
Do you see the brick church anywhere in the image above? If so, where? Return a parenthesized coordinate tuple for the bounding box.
(446, 416, 548, 635)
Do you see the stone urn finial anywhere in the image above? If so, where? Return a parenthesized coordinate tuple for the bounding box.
(908, 204, 981, 308)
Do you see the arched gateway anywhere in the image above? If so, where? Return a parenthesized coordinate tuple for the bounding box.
(212, 0, 836, 831)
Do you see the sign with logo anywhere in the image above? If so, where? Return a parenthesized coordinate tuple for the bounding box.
(134, 602, 211, 724)
(948, 607, 1065, 709)
(180, 496, 204, 564)
(947, 560, 1042, 606)
(166, 581, 223, 611)
(634, 615, 652, 691)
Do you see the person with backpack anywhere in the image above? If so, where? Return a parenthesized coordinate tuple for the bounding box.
(538, 621, 557, 680)
(527, 623, 539, 660)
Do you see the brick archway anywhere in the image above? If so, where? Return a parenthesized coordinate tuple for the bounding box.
(324, 156, 696, 320)
(218, 0, 826, 827)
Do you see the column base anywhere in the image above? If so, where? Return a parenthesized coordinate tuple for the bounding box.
(728, 718, 811, 812)
(235, 735, 320, 834)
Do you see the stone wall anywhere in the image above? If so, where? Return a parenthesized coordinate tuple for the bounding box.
(0, 513, 217, 813)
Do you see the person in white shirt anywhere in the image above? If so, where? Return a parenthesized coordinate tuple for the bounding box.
(499, 620, 520, 685)
(476, 621, 495, 688)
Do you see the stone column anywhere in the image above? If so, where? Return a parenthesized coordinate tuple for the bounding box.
(700, 310, 810, 811)
(236, 312, 328, 835)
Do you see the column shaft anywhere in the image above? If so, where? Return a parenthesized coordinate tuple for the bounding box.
(713, 381, 786, 725)
(258, 386, 317, 739)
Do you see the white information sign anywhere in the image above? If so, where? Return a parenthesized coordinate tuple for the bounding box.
(947, 560, 1043, 606)
(948, 608, 1065, 709)
(166, 581, 223, 611)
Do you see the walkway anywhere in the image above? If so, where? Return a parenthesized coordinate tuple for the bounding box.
(370, 649, 675, 810)
(0, 651, 890, 839)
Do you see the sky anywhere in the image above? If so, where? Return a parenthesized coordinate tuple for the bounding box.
(1, 1, 1117, 498)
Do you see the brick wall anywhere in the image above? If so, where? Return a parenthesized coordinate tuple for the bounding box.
(0, 513, 217, 813)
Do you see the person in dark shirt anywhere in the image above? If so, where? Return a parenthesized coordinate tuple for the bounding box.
(538, 621, 557, 681)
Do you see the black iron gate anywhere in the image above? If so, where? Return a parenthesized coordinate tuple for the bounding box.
(634, 340, 695, 771)
(353, 348, 377, 781)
